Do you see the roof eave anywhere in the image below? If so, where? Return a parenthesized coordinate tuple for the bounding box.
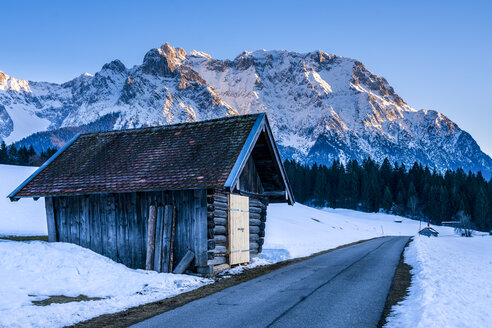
(8, 133, 82, 201)
(224, 113, 266, 190)
(224, 113, 295, 205)
(262, 115, 295, 205)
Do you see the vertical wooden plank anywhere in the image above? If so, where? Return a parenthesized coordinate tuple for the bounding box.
(153, 206, 164, 272)
(141, 193, 149, 269)
(59, 197, 69, 243)
(193, 189, 208, 268)
(99, 194, 105, 254)
(161, 205, 175, 273)
(173, 191, 185, 268)
(100, 194, 116, 261)
(242, 196, 250, 263)
(80, 196, 90, 248)
(127, 193, 134, 268)
(107, 194, 117, 261)
(123, 193, 131, 267)
(71, 196, 81, 246)
(90, 194, 103, 254)
(116, 193, 126, 264)
(145, 205, 157, 270)
(169, 205, 177, 272)
(66, 197, 73, 243)
(45, 197, 57, 242)
(54, 198, 63, 242)
(130, 192, 140, 269)
(134, 192, 143, 269)
(118, 192, 132, 266)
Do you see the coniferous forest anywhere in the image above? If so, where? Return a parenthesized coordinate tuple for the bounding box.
(2, 139, 491, 232)
(284, 158, 492, 232)
(0, 141, 57, 167)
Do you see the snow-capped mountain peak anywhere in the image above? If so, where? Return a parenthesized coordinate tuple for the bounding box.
(0, 43, 490, 177)
(0, 71, 31, 92)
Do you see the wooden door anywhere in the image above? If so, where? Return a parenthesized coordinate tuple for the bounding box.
(228, 194, 250, 265)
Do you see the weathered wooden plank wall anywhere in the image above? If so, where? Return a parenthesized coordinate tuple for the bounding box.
(49, 189, 208, 272)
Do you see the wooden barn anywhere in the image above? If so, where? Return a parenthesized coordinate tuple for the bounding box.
(9, 113, 294, 275)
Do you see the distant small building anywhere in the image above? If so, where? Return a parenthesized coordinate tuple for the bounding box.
(9, 114, 294, 275)
(419, 227, 439, 237)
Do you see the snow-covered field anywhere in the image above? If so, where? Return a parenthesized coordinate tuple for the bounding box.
(386, 236, 492, 328)
(262, 204, 454, 261)
(0, 241, 210, 327)
(1, 164, 491, 327)
(0, 165, 47, 236)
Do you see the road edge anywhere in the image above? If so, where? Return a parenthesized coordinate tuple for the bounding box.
(377, 237, 413, 327)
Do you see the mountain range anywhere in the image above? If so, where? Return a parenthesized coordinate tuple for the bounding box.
(0, 43, 490, 178)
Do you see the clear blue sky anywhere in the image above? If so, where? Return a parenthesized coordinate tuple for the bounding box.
(1, 0, 491, 155)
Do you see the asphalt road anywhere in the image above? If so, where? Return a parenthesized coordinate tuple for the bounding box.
(131, 236, 410, 328)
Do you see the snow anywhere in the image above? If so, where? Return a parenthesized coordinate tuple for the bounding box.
(261, 204, 454, 261)
(0, 72, 31, 92)
(188, 50, 211, 59)
(1, 164, 489, 327)
(0, 240, 211, 328)
(0, 165, 47, 236)
(385, 235, 492, 328)
(2, 105, 52, 144)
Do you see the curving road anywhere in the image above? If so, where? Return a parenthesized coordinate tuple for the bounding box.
(131, 236, 410, 328)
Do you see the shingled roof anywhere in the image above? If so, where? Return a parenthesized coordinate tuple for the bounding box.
(10, 114, 286, 198)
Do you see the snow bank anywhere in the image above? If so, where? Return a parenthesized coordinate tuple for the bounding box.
(0, 164, 47, 236)
(0, 240, 210, 328)
(385, 235, 492, 328)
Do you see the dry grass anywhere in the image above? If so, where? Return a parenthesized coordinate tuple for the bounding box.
(32, 295, 104, 306)
(378, 238, 413, 327)
(0, 235, 48, 242)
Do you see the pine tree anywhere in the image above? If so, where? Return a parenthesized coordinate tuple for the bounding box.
(438, 186, 449, 224)
(474, 187, 489, 230)
(346, 160, 361, 209)
(380, 158, 392, 189)
(396, 191, 405, 215)
(382, 186, 393, 213)
(313, 165, 326, 207)
(395, 180, 406, 213)
(8, 144, 18, 164)
(427, 185, 440, 223)
(407, 181, 418, 218)
(0, 141, 7, 163)
(18, 146, 29, 165)
(336, 170, 349, 208)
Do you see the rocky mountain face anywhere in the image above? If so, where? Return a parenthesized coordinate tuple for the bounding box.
(1, 43, 491, 177)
